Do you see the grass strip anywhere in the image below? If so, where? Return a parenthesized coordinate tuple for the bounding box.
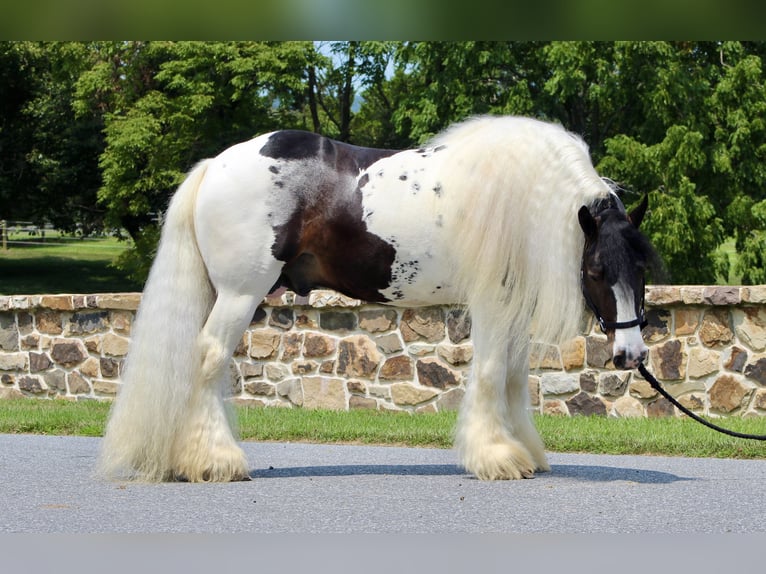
(0, 398, 108, 437)
(1, 398, 765, 459)
(536, 414, 766, 459)
(236, 406, 457, 448)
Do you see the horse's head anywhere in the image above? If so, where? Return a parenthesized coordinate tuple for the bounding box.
(578, 194, 654, 369)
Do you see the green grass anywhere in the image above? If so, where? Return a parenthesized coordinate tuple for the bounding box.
(0, 233, 140, 294)
(236, 406, 457, 447)
(716, 237, 742, 285)
(1, 398, 765, 459)
(536, 414, 766, 460)
(0, 398, 109, 436)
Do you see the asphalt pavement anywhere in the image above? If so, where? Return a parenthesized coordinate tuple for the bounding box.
(2, 433, 765, 534)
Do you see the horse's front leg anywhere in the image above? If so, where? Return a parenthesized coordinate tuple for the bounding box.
(455, 318, 539, 480)
(505, 340, 549, 473)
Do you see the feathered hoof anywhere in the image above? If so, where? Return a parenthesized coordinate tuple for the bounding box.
(175, 469, 251, 483)
(173, 445, 250, 483)
(461, 441, 540, 481)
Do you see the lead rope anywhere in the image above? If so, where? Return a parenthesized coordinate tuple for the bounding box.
(636, 362, 766, 440)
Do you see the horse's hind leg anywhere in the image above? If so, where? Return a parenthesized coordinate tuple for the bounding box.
(170, 290, 264, 482)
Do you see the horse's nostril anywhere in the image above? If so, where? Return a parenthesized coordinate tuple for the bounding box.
(613, 353, 626, 369)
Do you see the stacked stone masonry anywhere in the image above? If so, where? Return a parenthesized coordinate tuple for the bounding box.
(1, 286, 766, 419)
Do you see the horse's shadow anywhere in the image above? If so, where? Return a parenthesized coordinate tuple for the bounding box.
(548, 464, 694, 484)
(249, 464, 461, 479)
(249, 463, 692, 484)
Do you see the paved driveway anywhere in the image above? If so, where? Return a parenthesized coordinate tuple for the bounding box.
(1, 433, 765, 534)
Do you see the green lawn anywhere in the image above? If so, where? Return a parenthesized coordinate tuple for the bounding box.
(1, 398, 764, 459)
(716, 237, 742, 285)
(0, 232, 140, 294)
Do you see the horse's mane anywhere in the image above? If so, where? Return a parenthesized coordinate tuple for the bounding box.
(430, 116, 611, 358)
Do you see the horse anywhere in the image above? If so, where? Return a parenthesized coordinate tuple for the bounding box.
(97, 115, 654, 482)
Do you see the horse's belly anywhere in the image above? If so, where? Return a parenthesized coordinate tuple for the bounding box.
(360, 151, 459, 306)
(376, 246, 458, 306)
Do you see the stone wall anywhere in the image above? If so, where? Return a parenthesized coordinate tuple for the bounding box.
(1, 286, 765, 418)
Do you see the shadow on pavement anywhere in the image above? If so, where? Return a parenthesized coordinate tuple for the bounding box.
(549, 464, 695, 484)
(250, 464, 464, 479)
(249, 463, 694, 484)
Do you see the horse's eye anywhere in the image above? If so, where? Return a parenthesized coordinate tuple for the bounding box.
(586, 264, 604, 281)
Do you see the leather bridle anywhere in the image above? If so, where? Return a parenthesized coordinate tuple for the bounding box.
(580, 267, 647, 334)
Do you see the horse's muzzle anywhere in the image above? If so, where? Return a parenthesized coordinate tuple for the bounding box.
(612, 347, 648, 370)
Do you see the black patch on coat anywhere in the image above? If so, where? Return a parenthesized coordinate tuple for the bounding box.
(267, 132, 402, 302)
(260, 130, 322, 160)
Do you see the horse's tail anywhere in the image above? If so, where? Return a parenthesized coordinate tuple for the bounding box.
(97, 161, 214, 481)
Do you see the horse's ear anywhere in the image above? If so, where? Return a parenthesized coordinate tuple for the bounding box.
(578, 206, 598, 242)
(628, 194, 649, 228)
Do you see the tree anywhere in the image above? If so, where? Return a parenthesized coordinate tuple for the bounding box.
(3, 41, 765, 286)
(308, 41, 401, 145)
(532, 41, 766, 284)
(599, 127, 727, 283)
(388, 41, 546, 144)
(0, 42, 102, 232)
(0, 42, 38, 224)
(74, 41, 315, 281)
(706, 49, 766, 283)
(593, 43, 766, 284)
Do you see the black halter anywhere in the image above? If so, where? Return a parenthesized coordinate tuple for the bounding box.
(580, 268, 647, 333)
(580, 193, 649, 334)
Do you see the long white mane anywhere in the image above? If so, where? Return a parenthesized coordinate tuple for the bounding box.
(432, 116, 611, 358)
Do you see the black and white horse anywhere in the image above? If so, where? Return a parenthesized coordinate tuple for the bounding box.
(98, 115, 654, 482)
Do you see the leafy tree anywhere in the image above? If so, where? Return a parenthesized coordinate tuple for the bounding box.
(74, 41, 315, 281)
(0, 42, 38, 224)
(599, 127, 727, 283)
(706, 50, 766, 283)
(593, 43, 766, 284)
(24, 42, 104, 234)
(0, 42, 101, 233)
(3, 41, 765, 286)
(308, 41, 402, 146)
(388, 41, 547, 143)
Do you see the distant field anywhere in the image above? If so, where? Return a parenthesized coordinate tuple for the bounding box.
(716, 237, 742, 285)
(0, 231, 141, 295)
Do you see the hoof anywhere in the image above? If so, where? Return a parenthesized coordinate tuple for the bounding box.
(200, 469, 252, 482)
(172, 445, 249, 483)
(461, 441, 538, 481)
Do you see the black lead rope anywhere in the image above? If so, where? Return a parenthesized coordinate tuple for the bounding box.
(637, 362, 766, 441)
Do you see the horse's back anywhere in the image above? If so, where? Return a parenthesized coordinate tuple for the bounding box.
(191, 117, 605, 309)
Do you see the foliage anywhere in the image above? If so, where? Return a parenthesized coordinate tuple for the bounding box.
(2, 41, 766, 285)
(0, 42, 103, 233)
(599, 128, 727, 283)
(390, 41, 546, 143)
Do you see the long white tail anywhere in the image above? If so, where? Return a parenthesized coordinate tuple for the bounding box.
(98, 161, 215, 481)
